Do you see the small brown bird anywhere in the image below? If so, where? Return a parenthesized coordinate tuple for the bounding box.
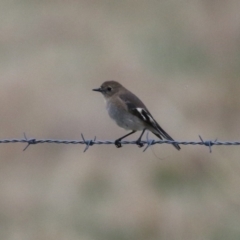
(93, 81, 180, 150)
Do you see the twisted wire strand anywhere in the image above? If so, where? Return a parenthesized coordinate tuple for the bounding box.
(0, 133, 239, 152)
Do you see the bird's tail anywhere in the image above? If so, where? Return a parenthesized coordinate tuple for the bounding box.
(153, 124, 181, 151)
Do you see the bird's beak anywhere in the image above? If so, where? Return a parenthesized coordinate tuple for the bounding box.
(92, 87, 103, 92)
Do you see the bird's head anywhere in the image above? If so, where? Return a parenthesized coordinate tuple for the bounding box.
(93, 81, 123, 98)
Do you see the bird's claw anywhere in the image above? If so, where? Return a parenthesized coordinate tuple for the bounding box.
(115, 140, 122, 148)
(136, 141, 144, 148)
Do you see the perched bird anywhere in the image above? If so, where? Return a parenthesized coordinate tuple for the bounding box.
(93, 81, 180, 150)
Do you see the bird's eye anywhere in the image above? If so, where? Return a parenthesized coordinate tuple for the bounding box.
(107, 87, 112, 91)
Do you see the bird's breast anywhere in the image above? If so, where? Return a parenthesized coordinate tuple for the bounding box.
(106, 101, 145, 131)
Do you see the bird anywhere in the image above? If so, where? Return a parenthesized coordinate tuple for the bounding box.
(93, 81, 180, 150)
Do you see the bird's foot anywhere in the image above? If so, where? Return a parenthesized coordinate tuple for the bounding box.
(136, 140, 144, 148)
(115, 140, 122, 148)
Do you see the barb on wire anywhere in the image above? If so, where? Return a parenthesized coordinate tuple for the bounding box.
(0, 132, 239, 153)
(199, 135, 218, 153)
(23, 133, 37, 151)
(143, 131, 155, 152)
(81, 134, 96, 152)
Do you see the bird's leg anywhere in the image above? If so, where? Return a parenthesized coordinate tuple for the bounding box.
(114, 130, 136, 148)
(136, 129, 146, 148)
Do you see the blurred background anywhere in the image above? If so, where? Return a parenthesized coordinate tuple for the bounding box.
(0, 0, 240, 239)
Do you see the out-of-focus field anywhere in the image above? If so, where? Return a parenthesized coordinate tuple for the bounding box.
(0, 1, 240, 239)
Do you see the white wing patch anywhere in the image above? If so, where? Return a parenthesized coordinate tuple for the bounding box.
(136, 108, 146, 120)
(136, 108, 155, 124)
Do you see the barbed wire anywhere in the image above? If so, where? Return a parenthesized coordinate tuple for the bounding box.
(0, 133, 239, 153)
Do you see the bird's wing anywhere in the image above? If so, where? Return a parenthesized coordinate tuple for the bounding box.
(119, 92, 181, 150)
(119, 92, 159, 127)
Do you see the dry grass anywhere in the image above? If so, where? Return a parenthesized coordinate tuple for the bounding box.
(0, 1, 240, 239)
